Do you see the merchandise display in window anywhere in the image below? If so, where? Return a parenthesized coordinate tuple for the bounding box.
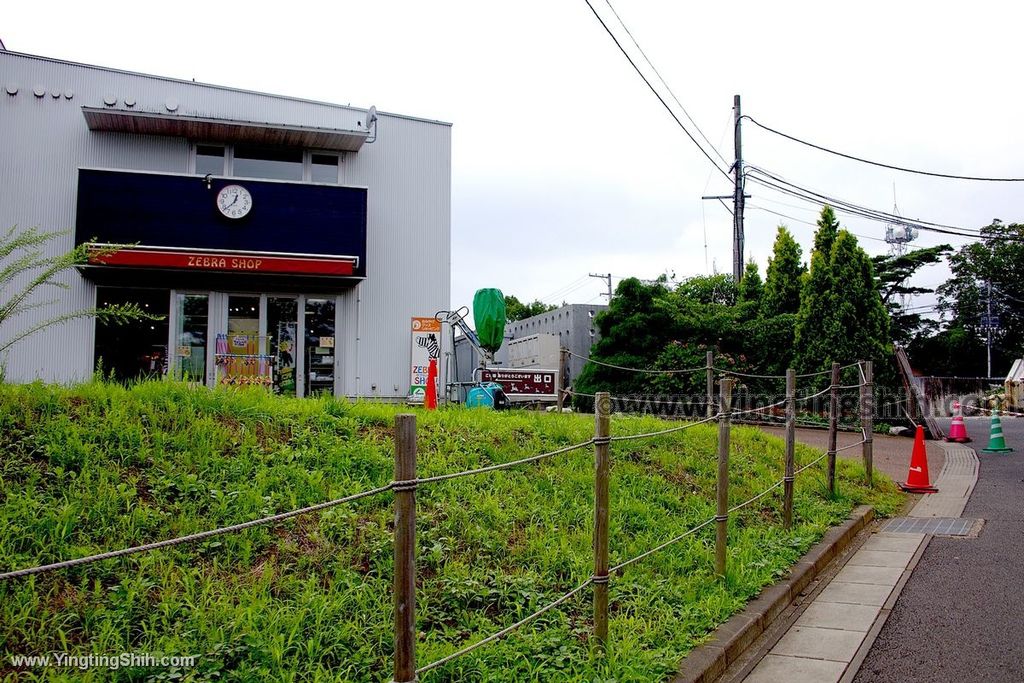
(215, 334, 273, 387)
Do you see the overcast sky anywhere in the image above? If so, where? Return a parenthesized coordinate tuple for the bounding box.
(4, 1, 1022, 316)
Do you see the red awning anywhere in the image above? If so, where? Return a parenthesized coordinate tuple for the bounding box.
(87, 245, 357, 277)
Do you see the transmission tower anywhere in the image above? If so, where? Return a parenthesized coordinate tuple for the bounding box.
(883, 189, 919, 312)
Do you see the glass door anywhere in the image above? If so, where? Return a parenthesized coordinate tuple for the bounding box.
(173, 293, 208, 383)
(216, 295, 271, 387)
(304, 298, 336, 396)
(268, 297, 298, 396)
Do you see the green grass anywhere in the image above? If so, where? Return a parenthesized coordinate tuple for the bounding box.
(0, 381, 903, 682)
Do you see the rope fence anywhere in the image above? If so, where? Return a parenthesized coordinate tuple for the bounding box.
(0, 483, 396, 582)
(607, 414, 719, 441)
(565, 349, 705, 374)
(1, 357, 879, 682)
(415, 578, 594, 676)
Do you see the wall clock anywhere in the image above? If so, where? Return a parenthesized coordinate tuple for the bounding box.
(216, 184, 252, 219)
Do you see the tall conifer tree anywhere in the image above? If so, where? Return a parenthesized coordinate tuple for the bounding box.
(761, 226, 805, 317)
(794, 207, 891, 375)
(738, 260, 764, 305)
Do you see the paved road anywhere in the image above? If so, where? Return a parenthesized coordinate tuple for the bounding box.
(854, 416, 1024, 683)
(758, 426, 940, 485)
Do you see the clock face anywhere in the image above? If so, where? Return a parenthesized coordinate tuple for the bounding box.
(216, 184, 252, 219)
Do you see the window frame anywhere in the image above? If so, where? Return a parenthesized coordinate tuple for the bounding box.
(190, 143, 343, 184)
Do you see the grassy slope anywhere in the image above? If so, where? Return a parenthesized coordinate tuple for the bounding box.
(0, 382, 902, 682)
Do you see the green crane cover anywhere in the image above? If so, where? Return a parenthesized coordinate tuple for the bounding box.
(473, 288, 506, 353)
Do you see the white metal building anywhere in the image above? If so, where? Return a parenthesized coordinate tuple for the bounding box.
(0, 49, 451, 399)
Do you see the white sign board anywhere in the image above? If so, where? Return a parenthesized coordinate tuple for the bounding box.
(409, 317, 441, 402)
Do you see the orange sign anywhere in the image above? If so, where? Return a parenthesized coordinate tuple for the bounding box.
(411, 317, 441, 333)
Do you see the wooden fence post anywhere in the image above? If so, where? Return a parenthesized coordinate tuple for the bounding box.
(593, 391, 611, 654)
(706, 351, 715, 419)
(393, 414, 417, 682)
(827, 362, 840, 496)
(862, 361, 874, 486)
(716, 378, 733, 577)
(784, 369, 796, 529)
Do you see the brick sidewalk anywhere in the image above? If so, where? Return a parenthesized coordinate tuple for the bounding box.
(738, 442, 976, 683)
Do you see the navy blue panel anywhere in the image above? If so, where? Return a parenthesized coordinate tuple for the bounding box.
(75, 169, 367, 276)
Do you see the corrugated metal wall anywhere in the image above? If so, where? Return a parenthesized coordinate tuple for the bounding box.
(0, 51, 451, 396)
(342, 115, 451, 398)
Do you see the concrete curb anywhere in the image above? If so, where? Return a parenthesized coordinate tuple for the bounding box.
(672, 505, 876, 683)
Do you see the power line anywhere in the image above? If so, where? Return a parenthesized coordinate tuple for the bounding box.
(543, 281, 593, 306)
(582, 0, 732, 182)
(602, 0, 729, 168)
(538, 275, 589, 303)
(748, 166, 976, 232)
(743, 115, 1024, 182)
(991, 284, 1024, 305)
(541, 277, 595, 305)
(744, 167, 1024, 244)
(746, 204, 888, 243)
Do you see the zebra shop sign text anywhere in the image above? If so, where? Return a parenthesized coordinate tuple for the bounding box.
(409, 317, 441, 403)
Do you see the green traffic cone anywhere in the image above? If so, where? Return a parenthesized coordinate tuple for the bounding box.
(982, 410, 1014, 453)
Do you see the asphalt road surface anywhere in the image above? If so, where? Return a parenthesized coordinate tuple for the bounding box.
(854, 416, 1024, 683)
(757, 426, 938, 485)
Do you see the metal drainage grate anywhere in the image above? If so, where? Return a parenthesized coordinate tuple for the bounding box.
(880, 517, 977, 536)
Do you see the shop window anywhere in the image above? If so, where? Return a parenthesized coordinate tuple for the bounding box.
(268, 297, 298, 396)
(233, 145, 303, 181)
(305, 298, 335, 395)
(311, 154, 340, 183)
(95, 287, 169, 381)
(227, 296, 260, 335)
(216, 296, 272, 388)
(174, 293, 208, 382)
(195, 145, 225, 176)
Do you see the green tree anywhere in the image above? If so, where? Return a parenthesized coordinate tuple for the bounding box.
(793, 207, 840, 371)
(1, 227, 156, 363)
(738, 260, 763, 306)
(575, 275, 754, 402)
(503, 295, 556, 322)
(761, 226, 805, 317)
(935, 219, 1024, 372)
(871, 244, 951, 346)
(673, 273, 737, 306)
(824, 232, 892, 367)
(575, 278, 679, 396)
(794, 208, 891, 376)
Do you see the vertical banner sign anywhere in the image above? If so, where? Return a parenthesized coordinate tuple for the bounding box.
(409, 317, 442, 402)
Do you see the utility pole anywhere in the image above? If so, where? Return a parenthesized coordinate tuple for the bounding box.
(589, 273, 612, 300)
(702, 96, 749, 281)
(732, 94, 745, 284)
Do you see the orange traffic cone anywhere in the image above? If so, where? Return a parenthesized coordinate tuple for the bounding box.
(946, 402, 971, 443)
(899, 425, 939, 493)
(424, 357, 438, 410)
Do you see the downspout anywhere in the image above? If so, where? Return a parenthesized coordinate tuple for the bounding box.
(355, 283, 361, 398)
